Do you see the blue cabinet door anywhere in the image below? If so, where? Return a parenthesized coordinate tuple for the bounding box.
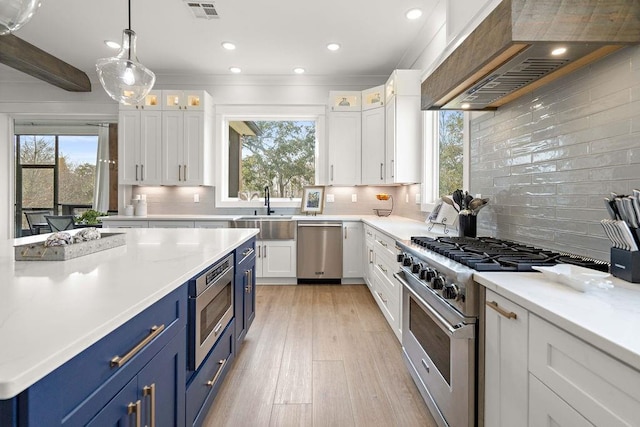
(86, 378, 138, 427)
(137, 327, 186, 427)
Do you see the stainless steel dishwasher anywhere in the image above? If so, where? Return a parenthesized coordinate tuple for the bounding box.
(297, 221, 343, 284)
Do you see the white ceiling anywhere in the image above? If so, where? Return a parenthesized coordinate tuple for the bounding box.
(12, 0, 439, 79)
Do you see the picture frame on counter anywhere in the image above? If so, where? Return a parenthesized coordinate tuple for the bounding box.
(300, 186, 325, 214)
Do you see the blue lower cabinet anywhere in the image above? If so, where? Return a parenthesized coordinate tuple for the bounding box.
(20, 285, 187, 427)
(186, 320, 235, 427)
(0, 398, 18, 427)
(234, 238, 256, 347)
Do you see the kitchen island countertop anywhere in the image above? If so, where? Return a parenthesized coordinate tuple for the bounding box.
(0, 227, 258, 399)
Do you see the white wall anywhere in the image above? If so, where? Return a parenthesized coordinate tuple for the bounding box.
(0, 114, 12, 240)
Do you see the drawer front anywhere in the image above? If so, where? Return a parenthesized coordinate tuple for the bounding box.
(28, 285, 187, 424)
(529, 315, 640, 427)
(104, 220, 149, 228)
(148, 220, 195, 228)
(529, 374, 593, 427)
(373, 231, 397, 261)
(364, 225, 375, 243)
(194, 221, 228, 229)
(236, 238, 256, 267)
(186, 320, 235, 427)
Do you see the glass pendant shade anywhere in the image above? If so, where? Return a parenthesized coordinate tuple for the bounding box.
(0, 0, 42, 35)
(96, 29, 156, 105)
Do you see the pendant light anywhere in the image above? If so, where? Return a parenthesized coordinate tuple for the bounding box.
(0, 0, 42, 35)
(96, 0, 155, 105)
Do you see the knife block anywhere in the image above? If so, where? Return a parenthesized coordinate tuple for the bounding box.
(610, 248, 640, 283)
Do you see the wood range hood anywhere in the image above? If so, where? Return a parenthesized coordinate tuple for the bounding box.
(421, 0, 640, 111)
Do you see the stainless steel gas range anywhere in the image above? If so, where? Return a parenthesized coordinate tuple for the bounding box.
(394, 236, 608, 427)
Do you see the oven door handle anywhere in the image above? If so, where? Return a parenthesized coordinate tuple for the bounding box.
(394, 272, 474, 340)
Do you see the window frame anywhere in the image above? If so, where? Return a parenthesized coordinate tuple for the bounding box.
(214, 105, 326, 208)
(420, 110, 470, 212)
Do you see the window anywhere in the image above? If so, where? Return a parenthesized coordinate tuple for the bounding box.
(215, 105, 325, 208)
(15, 128, 101, 235)
(421, 110, 469, 211)
(228, 120, 315, 199)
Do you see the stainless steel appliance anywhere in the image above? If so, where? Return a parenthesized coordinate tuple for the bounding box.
(297, 222, 343, 283)
(188, 254, 234, 371)
(395, 236, 608, 427)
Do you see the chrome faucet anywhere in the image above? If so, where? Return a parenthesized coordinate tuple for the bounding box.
(264, 186, 275, 215)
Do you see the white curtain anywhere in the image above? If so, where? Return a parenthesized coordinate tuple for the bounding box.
(93, 125, 110, 212)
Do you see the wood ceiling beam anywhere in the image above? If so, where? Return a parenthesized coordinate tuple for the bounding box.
(0, 34, 91, 92)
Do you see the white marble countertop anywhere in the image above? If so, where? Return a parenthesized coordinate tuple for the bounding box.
(475, 271, 640, 371)
(0, 227, 258, 399)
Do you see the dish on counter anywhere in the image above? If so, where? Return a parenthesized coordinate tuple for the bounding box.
(532, 264, 613, 292)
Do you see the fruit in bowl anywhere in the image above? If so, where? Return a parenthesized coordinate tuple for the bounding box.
(376, 193, 390, 201)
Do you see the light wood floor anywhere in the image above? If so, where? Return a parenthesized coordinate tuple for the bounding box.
(202, 284, 437, 427)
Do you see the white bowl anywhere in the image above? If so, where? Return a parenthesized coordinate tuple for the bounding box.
(532, 264, 613, 292)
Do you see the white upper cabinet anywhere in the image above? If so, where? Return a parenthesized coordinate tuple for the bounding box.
(328, 90, 361, 112)
(361, 106, 385, 185)
(119, 90, 214, 186)
(118, 91, 162, 111)
(118, 109, 162, 185)
(384, 70, 422, 184)
(327, 110, 361, 185)
(161, 90, 207, 111)
(362, 85, 384, 110)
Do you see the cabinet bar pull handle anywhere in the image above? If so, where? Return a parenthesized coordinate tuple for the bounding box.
(110, 324, 165, 368)
(206, 359, 228, 387)
(242, 248, 254, 258)
(184, 164, 187, 180)
(127, 400, 142, 427)
(245, 270, 250, 293)
(369, 249, 373, 264)
(135, 164, 139, 181)
(141, 164, 144, 181)
(331, 165, 334, 181)
(486, 301, 517, 319)
(178, 165, 182, 181)
(380, 163, 384, 180)
(263, 245, 267, 258)
(391, 160, 394, 178)
(421, 359, 430, 373)
(213, 322, 223, 336)
(344, 227, 348, 239)
(378, 264, 387, 273)
(257, 245, 261, 258)
(143, 384, 156, 427)
(377, 239, 387, 247)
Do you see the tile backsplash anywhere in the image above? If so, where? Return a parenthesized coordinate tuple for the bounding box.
(131, 184, 426, 221)
(470, 46, 640, 261)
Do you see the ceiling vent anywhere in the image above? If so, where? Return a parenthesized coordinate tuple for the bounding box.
(421, 0, 640, 110)
(184, 1, 219, 19)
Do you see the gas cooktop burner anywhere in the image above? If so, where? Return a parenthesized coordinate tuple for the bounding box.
(410, 236, 609, 272)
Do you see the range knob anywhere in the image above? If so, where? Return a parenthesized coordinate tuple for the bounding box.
(411, 261, 422, 274)
(443, 284, 459, 300)
(420, 267, 435, 281)
(432, 275, 445, 290)
(397, 253, 405, 263)
(403, 256, 413, 267)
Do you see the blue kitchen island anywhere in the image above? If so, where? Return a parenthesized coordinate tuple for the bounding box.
(0, 227, 258, 426)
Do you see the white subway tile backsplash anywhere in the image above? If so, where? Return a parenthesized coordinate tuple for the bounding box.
(471, 46, 640, 261)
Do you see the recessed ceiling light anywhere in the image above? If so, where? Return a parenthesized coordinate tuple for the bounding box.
(461, 103, 471, 109)
(405, 8, 423, 20)
(222, 42, 236, 50)
(551, 47, 567, 56)
(229, 67, 242, 74)
(104, 40, 120, 49)
(293, 67, 305, 74)
(327, 43, 341, 51)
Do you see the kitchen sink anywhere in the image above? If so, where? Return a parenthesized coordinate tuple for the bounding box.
(231, 217, 296, 240)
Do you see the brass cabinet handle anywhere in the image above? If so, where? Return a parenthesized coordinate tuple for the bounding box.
(377, 291, 387, 303)
(178, 165, 182, 181)
(378, 264, 387, 273)
(257, 245, 261, 258)
(206, 359, 228, 387)
(127, 400, 142, 427)
(143, 384, 156, 427)
(369, 249, 373, 264)
(110, 324, 165, 368)
(377, 239, 388, 247)
(135, 164, 139, 181)
(380, 163, 384, 180)
(486, 301, 517, 319)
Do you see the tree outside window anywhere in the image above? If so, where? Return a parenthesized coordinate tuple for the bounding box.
(229, 120, 315, 199)
(438, 111, 464, 196)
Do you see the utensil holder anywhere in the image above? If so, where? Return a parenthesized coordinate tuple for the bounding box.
(458, 213, 477, 238)
(610, 248, 640, 283)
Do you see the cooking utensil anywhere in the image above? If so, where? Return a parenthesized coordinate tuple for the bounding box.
(452, 190, 463, 212)
(623, 197, 639, 228)
(603, 198, 617, 220)
(441, 195, 458, 212)
(464, 193, 473, 211)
